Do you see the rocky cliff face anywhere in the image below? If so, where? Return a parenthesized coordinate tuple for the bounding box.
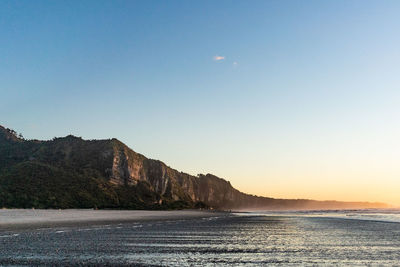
(103, 139, 251, 207)
(0, 125, 389, 210)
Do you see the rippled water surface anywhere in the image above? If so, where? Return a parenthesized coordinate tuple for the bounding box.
(1, 212, 400, 266)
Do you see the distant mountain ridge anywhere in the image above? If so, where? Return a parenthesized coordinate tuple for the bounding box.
(0, 125, 388, 210)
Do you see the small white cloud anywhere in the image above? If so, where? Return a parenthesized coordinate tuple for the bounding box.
(233, 61, 238, 66)
(213, 55, 225, 61)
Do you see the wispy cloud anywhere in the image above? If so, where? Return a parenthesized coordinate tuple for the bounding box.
(213, 55, 225, 61)
(233, 61, 238, 66)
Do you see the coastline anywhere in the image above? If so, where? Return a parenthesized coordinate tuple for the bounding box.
(1, 210, 399, 265)
(0, 209, 227, 231)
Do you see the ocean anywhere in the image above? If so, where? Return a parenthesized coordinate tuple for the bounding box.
(1, 209, 400, 266)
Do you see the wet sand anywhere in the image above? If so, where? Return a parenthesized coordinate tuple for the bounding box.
(0, 209, 224, 230)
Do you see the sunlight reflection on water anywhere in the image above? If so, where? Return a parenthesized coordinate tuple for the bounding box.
(1, 212, 400, 266)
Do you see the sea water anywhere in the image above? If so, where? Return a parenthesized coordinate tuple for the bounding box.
(1, 209, 400, 266)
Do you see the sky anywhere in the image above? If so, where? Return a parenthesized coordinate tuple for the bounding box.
(1, 0, 400, 206)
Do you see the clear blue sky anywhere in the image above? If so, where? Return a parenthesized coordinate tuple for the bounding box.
(1, 1, 400, 204)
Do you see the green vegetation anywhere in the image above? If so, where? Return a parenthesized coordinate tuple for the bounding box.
(0, 126, 207, 210)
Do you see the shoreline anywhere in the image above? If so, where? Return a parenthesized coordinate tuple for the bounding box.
(0, 209, 227, 231)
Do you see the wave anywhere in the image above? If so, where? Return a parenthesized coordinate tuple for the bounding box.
(235, 209, 400, 223)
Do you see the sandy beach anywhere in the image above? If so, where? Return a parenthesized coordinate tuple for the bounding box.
(0, 209, 224, 230)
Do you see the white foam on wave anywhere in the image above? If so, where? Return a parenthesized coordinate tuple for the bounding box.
(0, 233, 20, 239)
(235, 209, 400, 224)
(339, 213, 400, 223)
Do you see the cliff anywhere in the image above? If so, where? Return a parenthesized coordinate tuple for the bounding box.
(0, 125, 388, 210)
